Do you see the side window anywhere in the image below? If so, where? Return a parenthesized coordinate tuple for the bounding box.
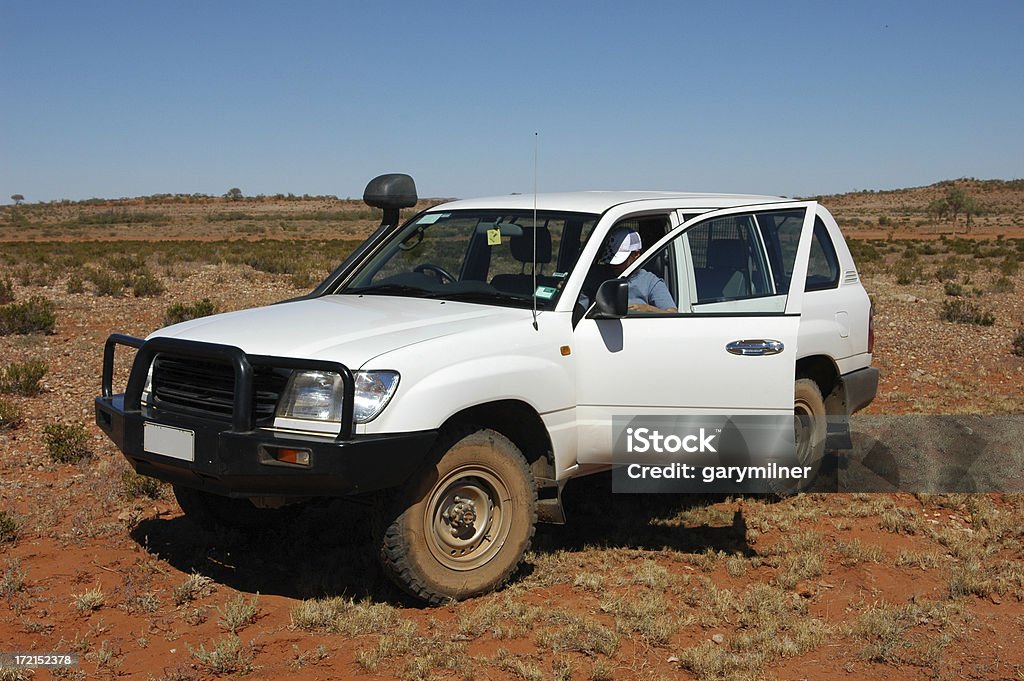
(650, 209, 811, 315)
(688, 215, 774, 306)
(805, 218, 841, 291)
(757, 212, 839, 293)
(579, 214, 675, 312)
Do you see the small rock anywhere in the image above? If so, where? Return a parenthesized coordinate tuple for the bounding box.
(666, 656, 679, 663)
(990, 593, 1002, 605)
(711, 633, 724, 644)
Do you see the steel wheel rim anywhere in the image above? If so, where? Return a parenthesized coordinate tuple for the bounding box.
(793, 400, 815, 466)
(424, 464, 513, 571)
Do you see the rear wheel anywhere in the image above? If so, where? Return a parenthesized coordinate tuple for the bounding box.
(792, 378, 827, 485)
(378, 427, 537, 604)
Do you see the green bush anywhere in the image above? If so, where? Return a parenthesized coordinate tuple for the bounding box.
(0, 277, 13, 304)
(0, 359, 47, 396)
(943, 282, 964, 297)
(87, 268, 126, 297)
(0, 510, 20, 543)
(0, 398, 23, 430)
(0, 296, 56, 335)
(165, 298, 217, 326)
(991, 276, 1015, 293)
(66, 274, 85, 294)
(43, 422, 92, 464)
(120, 469, 164, 499)
(893, 263, 923, 286)
(934, 264, 959, 282)
(940, 299, 995, 326)
(132, 272, 165, 297)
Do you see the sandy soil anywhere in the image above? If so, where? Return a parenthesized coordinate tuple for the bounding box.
(1, 182, 1023, 680)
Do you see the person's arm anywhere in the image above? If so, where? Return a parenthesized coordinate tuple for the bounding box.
(648, 276, 677, 312)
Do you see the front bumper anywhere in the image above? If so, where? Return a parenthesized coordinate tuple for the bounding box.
(96, 334, 435, 498)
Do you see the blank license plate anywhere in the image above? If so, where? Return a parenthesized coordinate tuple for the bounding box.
(144, 423, 195, 462)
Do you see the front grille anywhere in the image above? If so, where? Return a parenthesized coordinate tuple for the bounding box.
(151, 355, 289, 423)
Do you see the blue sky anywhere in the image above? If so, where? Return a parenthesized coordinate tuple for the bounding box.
(2, 1, 1022, 202)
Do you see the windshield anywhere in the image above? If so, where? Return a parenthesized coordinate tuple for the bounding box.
(340, 209, 600, 309)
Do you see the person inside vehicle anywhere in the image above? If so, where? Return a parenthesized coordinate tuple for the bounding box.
(579, 227, 677, 313)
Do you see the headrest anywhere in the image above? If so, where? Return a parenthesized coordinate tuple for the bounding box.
(509, 227, 552, 264)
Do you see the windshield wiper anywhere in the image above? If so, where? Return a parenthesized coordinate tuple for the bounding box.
(346, 284, 433, 297)
(435, 290, 534, 305)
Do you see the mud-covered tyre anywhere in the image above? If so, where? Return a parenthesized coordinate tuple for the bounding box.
(378, 427, 537, 605)
(172, 485, 270, 531)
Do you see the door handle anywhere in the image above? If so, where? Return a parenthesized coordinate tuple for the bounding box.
(726, 339, 785, 356)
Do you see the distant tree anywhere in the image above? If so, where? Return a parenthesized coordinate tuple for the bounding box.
(224, 187, 243, 201)
(944, 187, 968, 224)
(928, 198, 950, 222)
(10, 194, 24, 205)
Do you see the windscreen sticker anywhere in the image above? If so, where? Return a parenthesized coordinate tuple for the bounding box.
(417, 213, 443, 224)
(486, 228, 502, 246)
(534, 286, 557, 300)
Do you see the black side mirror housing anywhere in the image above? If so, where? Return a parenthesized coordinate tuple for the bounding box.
(363, 173, 418, 227)
(589, 279, 628, 319)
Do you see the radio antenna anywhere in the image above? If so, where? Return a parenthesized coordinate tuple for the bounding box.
(532, 131, 539, 330)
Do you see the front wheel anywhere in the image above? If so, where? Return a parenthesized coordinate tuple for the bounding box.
(378, 427, 537, 604)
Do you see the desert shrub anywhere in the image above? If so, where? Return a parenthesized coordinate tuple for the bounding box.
(108, 254, 145, 275)
(892, 262, 922, 285)
(43, 422, 92, 463)
(0, 296, 56, 335)
(87, 268, 126, 297)
(991, 276, 1015, 293)
(943, 282, 964, 297)
(0, 277, 13, 304)
(1013, 329, 1024, 357)
(0, 398, 23, 429)
(847, 241, 882, 263)
(934, 263, 959, 282)
(132, 272, 165, 297)
(0, 510, 19, 543)
(165, 298, 217, 326)
(66, 274, 85, 294)
(1000, 256, 1020, 276)
(291, 270, 318, 289)
(940, 299, 995, 326)
(0, 359, 47, 396)
(120, 469, 164, 499)
(878, 215, 892, 227)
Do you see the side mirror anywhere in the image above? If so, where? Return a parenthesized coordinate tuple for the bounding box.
(589, 279, 628, 319)
(363, 173, 418, 227)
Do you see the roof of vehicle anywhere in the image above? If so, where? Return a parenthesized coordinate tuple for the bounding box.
(430, 191, 789, 215)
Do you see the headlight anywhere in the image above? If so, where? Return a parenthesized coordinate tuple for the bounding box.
(352, 370, 400, 423)
(275, 369, 399, 426)
(276, 371, 346, 422)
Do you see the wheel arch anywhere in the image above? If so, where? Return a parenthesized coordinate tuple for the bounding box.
(796, 354, 843, 415)
(440, 399, 556, 483)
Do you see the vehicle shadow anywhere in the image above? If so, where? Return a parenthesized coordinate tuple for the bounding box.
(130, 473, 756, 605)
(534, 470, 754, 557)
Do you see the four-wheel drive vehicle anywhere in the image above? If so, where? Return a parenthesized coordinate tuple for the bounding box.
(96, 173, 878, 604)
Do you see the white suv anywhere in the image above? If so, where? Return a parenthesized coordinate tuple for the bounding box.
(96, 174, 877, 604)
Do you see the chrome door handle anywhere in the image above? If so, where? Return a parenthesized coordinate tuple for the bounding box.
(726, 339, 785, 356)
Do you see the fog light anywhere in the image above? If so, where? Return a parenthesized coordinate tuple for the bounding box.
(276, 448, 310, 466)
(259, 445, 311, 467)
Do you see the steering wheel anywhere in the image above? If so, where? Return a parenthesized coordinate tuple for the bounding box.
(414, 263, 457, 284)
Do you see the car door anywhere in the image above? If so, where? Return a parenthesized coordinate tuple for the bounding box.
(572, 202, 817, 464)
